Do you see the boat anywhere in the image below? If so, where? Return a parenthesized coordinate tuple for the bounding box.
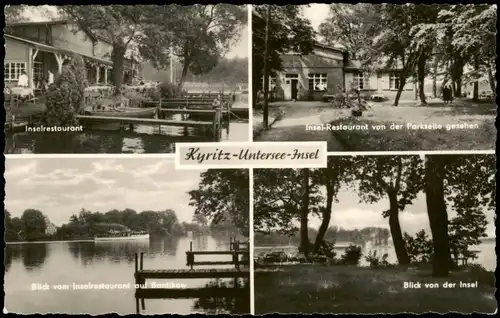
(94, 231, 150, 242)
(83, 106, 157, 118)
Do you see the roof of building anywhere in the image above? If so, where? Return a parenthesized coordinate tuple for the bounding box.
(6, 19, 113, 45)
(5, 34, 114, 67)
(344, 58, 404, 71)
(314, 42, 346, 53)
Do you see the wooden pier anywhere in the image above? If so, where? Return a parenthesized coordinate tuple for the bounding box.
(133, 238, 250, 314)
(77, 92, 231, 141)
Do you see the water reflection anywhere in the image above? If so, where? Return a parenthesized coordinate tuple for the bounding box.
(192, 279, 250, 314)
(4, 235, 249, 314)
(5, 120, 248, 154)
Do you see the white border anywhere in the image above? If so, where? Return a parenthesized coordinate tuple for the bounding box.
(4, 154, 176, 159)
(249, 167, 255, 315)
(247, 4, 253, 143)
(326, 150, 495, 156)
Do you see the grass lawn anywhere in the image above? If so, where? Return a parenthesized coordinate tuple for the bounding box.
(253, 104, 286, 138)
(328, 99, 496, 151)
(255, 264, 496, 314)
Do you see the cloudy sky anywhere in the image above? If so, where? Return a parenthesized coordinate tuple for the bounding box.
(5, 158, 203, 226)
(22, 5, 248, 59)
(306, 181, 496, 238)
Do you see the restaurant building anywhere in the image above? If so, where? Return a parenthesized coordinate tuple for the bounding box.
(4, 20, 139, 90)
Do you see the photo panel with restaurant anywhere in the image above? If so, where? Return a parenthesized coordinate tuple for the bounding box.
(4, 156, 250, 314)
(252, 4, 496, 152)
(4, 4, 250, 154)
(253, 153, 495, 314)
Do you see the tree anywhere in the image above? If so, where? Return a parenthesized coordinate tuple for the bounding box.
(299, 169, 311, 256)
(408, 154, 494, 271)
(62, 5, 148, 94)
(21, 209, 47, 239)
(354, 155, 424, 265)
(319, 4, 380, 62)
(139, 5, 246, 88)
(188, 169, 249, 236)
(252, 5, 315, 119)
(424, 155, 451, 277)
(444, 154, 495, 262)
(4, 5, 26, 24)
(253, 169, 322, 237)
(439, 5, 497, 95)
(310, 157, 355, 254)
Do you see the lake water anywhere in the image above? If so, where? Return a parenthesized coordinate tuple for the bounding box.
(4, 93, 249, 154)
(4, 235, 250, 314)
(4, 120, 248, 154)
(255, 240, 496, 271)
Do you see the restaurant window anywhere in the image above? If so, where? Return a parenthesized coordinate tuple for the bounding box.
(260, 75, 276, 91)
(4, 62, 27, 81)
(353, 72, 368, 90)
(308, 73, 327, 91)
(389, 73, 400, 90)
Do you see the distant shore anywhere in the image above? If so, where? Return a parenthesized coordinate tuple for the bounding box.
(5, 239, 95, 245)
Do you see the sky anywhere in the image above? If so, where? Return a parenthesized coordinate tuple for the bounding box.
(22, 5, 248, 59)
(303, 181, 496, 239)
(5, 158, 203, 226)
(302, 4, 331, 32)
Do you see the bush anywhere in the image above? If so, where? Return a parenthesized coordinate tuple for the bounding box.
(44, 54, 87, 125)
(463, 264, 495, 287)
(365, 250, 393, 268)
(159, 82, 186, 99)
(339, 245, 362, 265)
(404, 230, 434, 264)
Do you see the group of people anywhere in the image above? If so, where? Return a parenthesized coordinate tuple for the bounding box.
(16, 70, 55, 94)
(442, 85, 454, 104)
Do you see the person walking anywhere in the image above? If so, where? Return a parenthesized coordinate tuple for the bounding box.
(442, 85, 450, 104)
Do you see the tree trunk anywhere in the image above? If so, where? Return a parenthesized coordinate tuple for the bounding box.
(432, 55, 438, 98)
(455, 78, 462, 97)
(424, 156, 450, 277)
(473, 57, 479, 101)
(417, 53, 427, 105)
(111, 44, 126, 96)
(262, 6, 271, 129)
(388, 191, 410, 265)
(299, 168, 310, 257)
(393, 73, 407, 107)
(178, 58, 190, 90)
(487, 64, 496, 93)
(313, 180, 334, 254)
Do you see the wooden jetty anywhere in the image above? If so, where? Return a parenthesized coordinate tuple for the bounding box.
(76, 92, 229, 141)
(134, 238, 250, 314)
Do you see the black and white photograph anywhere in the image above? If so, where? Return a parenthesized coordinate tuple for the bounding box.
(4, 4, 249, 154)
(253, 154, 495, 314)
(4, 157, 250, 314)
(252, 4, 496, 151)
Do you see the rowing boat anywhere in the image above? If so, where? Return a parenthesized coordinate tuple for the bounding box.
(84, 107, 157, 118)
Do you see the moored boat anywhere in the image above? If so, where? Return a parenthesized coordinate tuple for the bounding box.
(94, 231, 150, 242)
(84, 107, 157, 118)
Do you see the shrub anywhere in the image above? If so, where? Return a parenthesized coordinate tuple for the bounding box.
(463, 264, 495, 287)
(44, 54, 87, 125)
(159, 81, 186, 99)
(404, 230, 434, 264)
(365, 250, 393, 268)
(340, 245, 362, 265)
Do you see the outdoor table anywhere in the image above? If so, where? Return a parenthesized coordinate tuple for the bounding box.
(4, 86, 34, 97)
(371, 93, 386, 102)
